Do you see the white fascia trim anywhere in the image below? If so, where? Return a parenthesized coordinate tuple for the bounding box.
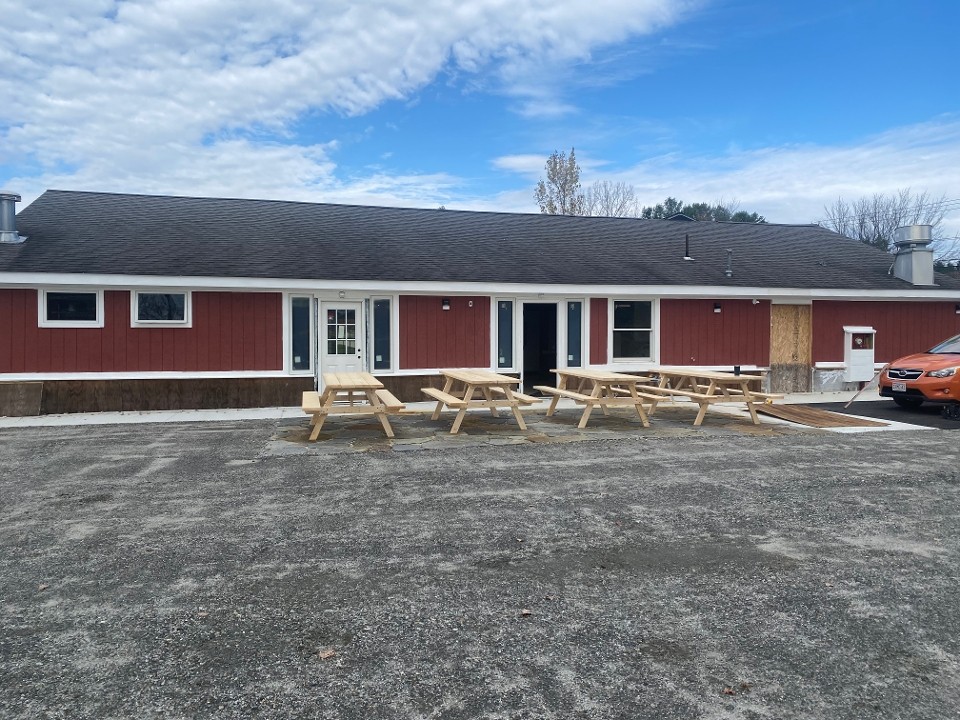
(3, 272, 960, 301)
(0, 371, 293, 381)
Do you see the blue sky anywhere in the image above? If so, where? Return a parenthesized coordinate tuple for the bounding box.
(2, 0, 959, 233)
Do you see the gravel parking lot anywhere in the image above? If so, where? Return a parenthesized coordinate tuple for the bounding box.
(1, 418, 959, 719)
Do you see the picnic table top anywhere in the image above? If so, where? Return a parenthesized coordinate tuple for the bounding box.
(322, 371, 384, 391)
(440, 368, 521, 386)
(552, 368, 653, 383)
(651, 367, 758, 383)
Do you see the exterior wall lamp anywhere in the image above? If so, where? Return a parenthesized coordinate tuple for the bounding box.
(442, 298, 451, 311)
(713, 303, 722, 313)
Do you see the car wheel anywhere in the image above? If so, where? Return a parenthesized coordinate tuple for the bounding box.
(893, 396, 924, 409)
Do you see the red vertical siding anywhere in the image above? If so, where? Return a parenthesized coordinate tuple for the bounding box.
(812, 301, 960, 363)
(0, 289, 284, 373)
(589, 298, 608, 365)
(659, 299, 771, 366)
(398, 295, 490, 369)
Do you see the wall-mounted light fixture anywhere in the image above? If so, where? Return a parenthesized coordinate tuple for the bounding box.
(713, 303, 722, 313)
(751, 299, 760, 305)
(441, 298, 451, 311)
(956, 303, 960, 314)
(338, 290, 346, 299)
(468, 300, 474, 308)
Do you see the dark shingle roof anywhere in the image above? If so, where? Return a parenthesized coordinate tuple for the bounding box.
(2, 189, 958, 291)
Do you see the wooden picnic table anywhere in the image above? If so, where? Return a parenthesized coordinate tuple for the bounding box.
(644, 367, 778, 426)
(302, 372, 404, 440)
(423, 368, 538, 434)
(535, 368, 656, 429)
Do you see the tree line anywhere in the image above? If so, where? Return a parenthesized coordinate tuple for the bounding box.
(535, 148, 764, 222)
(534, 147, 958, 265)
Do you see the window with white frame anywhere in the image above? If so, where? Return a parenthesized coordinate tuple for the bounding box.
(496, 299, 514, 369)
(371, 297, 392, 371)
(132, 291, 190, 326)
(39, 290, 104, 328)
(566, 300, 583, 367)
(289, 296, 313, 372)
(612, 300, 652, 359)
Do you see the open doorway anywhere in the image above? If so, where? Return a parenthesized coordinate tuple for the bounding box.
(523, 303, 558, 393)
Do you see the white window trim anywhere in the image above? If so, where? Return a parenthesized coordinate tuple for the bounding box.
(130, 290, 192, 328)
(609, 298, 657, 362)
(38, 288, 105, 329)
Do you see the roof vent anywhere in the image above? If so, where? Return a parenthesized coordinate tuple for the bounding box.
(0, 192, 24, 244)
(892, 225, 934, 286)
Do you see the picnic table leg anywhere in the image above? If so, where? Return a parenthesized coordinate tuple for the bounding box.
(481, 386, 500, 418)
(577, 401, 596, 429)
(308, 391, 335, 441)
(693, 402, 710, 426)
(578, 384, 604, 429)
(363, 389, 395, 438)
(628, 385, 651, 428)
(432, 376, 455, 420)
(450, 385, 476, 434)
(501, 387, 527, 431)
(739, 381, 761, 424)
(546, 373, 567, 416)
(598, 383, 611, 415)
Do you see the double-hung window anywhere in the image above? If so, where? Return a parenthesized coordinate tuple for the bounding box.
(612, 301, 652, 360)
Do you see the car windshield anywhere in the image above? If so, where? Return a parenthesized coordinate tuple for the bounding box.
(929, 334, 960, 354)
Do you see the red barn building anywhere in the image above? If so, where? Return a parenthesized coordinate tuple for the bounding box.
(1, 190, 958, 415)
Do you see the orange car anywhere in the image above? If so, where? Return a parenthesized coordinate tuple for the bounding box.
(880, 333, 960, 411)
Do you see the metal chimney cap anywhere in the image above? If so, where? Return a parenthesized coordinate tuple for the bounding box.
(893, 224, 932, 246)
(0, 192, 22, 202)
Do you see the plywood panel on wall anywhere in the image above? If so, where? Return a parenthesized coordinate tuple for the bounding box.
(770, 305, 811, 365)
(398, 295, 490, 369)
(769, 304, 811, 392)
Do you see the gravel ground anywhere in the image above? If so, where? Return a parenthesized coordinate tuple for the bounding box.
(1, 420, 959, 719)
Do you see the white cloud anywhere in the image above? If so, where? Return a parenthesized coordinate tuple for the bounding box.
(616, 116, 960, 234)
(0, 0, 694, 201)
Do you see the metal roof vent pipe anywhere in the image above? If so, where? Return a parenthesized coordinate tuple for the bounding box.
(892, 225, 934, 286)
(725, 248, 733, 277)
(0, 192, 24, 244)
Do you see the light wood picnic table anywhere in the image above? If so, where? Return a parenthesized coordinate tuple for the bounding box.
(535, 368, 656, 429)
(644, 367, 774, 426)
(423, 368, 537, 434)
(302, 372, 404, 440)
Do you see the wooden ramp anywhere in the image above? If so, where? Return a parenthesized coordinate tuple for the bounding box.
(755, 404, 888, 428)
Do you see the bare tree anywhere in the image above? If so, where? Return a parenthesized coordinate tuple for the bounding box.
(821, 189, 949, 252)
(583, 180, 639, 217)
(535, 148, 585, 215)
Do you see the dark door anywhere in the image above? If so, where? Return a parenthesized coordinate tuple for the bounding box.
(523, 303, 558, 393)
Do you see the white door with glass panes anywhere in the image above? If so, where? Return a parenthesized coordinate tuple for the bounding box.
(321, 302, 364, 375)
